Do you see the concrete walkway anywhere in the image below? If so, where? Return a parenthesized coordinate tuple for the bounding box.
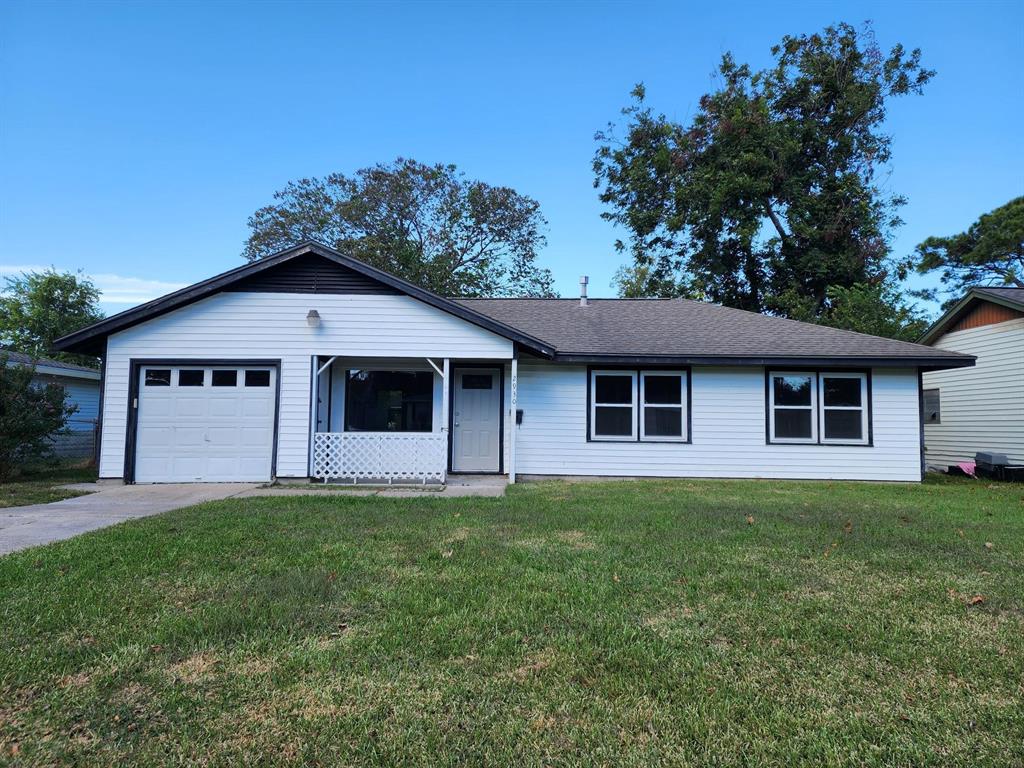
(0, 476, 508, 556)
(0, 483, 258, 555)
(236, 474, 509, 499)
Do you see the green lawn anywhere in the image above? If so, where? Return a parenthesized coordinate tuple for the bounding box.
(1, 478, 1021, 766)
(0, 465, 97, 508)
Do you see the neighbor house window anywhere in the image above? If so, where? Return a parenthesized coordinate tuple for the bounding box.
(345, 370, 432, 432)
(590, 370, 637, 440)
(923, 388, 940, 424)
(589, 369, 690, 442)
(640, 372, 687, 441)
(767, 371, 870, 446)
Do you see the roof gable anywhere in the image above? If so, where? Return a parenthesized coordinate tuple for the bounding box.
(53, 242, 555, 357)
(919, 287, 1024, 345)
(225, 252, 401, 295)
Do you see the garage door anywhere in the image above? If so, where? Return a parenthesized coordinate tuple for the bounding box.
(134, 365, 276, 483)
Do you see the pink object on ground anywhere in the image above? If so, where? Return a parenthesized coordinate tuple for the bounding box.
(957, 462, 977, 477)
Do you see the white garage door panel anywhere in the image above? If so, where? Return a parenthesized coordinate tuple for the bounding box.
(135, 365, 276, 483)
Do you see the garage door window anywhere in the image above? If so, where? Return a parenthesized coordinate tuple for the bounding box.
(245, 370, 271, 387)
(178, 370, 204, 387)
(144, 369, 171, 386)
(212, 370, 237, 387)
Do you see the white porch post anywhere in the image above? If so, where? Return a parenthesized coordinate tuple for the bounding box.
(442, 358, 450, 483)
(308, 356, 319, 479)
(509, 357, 518, 483)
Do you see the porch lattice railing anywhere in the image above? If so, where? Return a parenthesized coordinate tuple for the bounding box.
(312, 432, 447, 484)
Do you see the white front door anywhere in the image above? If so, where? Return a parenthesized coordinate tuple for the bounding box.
(452, 368, 501, 472)
(134, 365, 276, 483)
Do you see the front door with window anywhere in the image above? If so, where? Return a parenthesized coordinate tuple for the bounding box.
(452, 368, 501, 472)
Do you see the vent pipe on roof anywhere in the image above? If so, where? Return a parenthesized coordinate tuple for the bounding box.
(579, 275, 589, 307)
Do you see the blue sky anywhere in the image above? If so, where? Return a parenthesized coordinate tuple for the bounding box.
(1, 0, 1021, 315)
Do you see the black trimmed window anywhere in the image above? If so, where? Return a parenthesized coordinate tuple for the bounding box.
(767, 371, 870, 446)
(640, 372, 687, 441)
(589, 369, 690, 442)
(923, 388, 940, 424)
(590, 370, 637, 440)
(345, 369, 432, 432)
(768, 372, 817, 443)
(820, 373, 868, 444)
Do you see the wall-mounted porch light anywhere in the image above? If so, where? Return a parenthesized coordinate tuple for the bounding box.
(306, 309, 321, 328)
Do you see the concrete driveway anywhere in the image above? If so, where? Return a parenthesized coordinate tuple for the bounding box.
(0, 483, 258, 555)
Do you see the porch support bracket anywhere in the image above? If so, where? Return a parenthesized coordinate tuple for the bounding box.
(317, 356, 337, 376)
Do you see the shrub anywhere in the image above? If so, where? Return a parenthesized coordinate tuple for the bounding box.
(0, 354, 77, 481)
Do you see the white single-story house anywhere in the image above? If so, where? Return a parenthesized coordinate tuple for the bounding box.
(2, 348, 101, 459)
(54, 242, 974, 484)
(919, 287, 1024, 469)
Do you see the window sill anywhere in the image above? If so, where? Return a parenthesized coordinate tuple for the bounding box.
(767, 440, 874, 447)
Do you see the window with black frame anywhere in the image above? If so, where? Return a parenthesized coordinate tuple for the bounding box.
(345, 370, 433, 432)
(767, 370, 869, 445)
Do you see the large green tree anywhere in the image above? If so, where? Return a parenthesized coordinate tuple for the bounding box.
(243, 158, 555, 297)
(593, 23, 933, 323)
(908, 197, 1024, 307)
(0, 269, 103, 367)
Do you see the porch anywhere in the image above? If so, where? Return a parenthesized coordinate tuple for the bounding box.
(308, 355, 519, 485)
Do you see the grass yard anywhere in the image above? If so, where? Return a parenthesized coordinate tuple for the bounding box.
(1, 478, 1021, 766)
(0, 466, 97, 508)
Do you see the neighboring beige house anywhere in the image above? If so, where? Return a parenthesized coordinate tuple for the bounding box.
(920, 287, 1024, 469)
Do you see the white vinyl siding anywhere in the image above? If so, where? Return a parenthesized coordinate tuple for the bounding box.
(99, 292, 512, 479)
(922, 318, 1024, 467)
(512, 363, 921, 481)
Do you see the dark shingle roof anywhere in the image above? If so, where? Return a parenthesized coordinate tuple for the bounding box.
(1, 347, 100, 375)
(457, 298, 973, 367)
(973, 286, 1024, 305)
